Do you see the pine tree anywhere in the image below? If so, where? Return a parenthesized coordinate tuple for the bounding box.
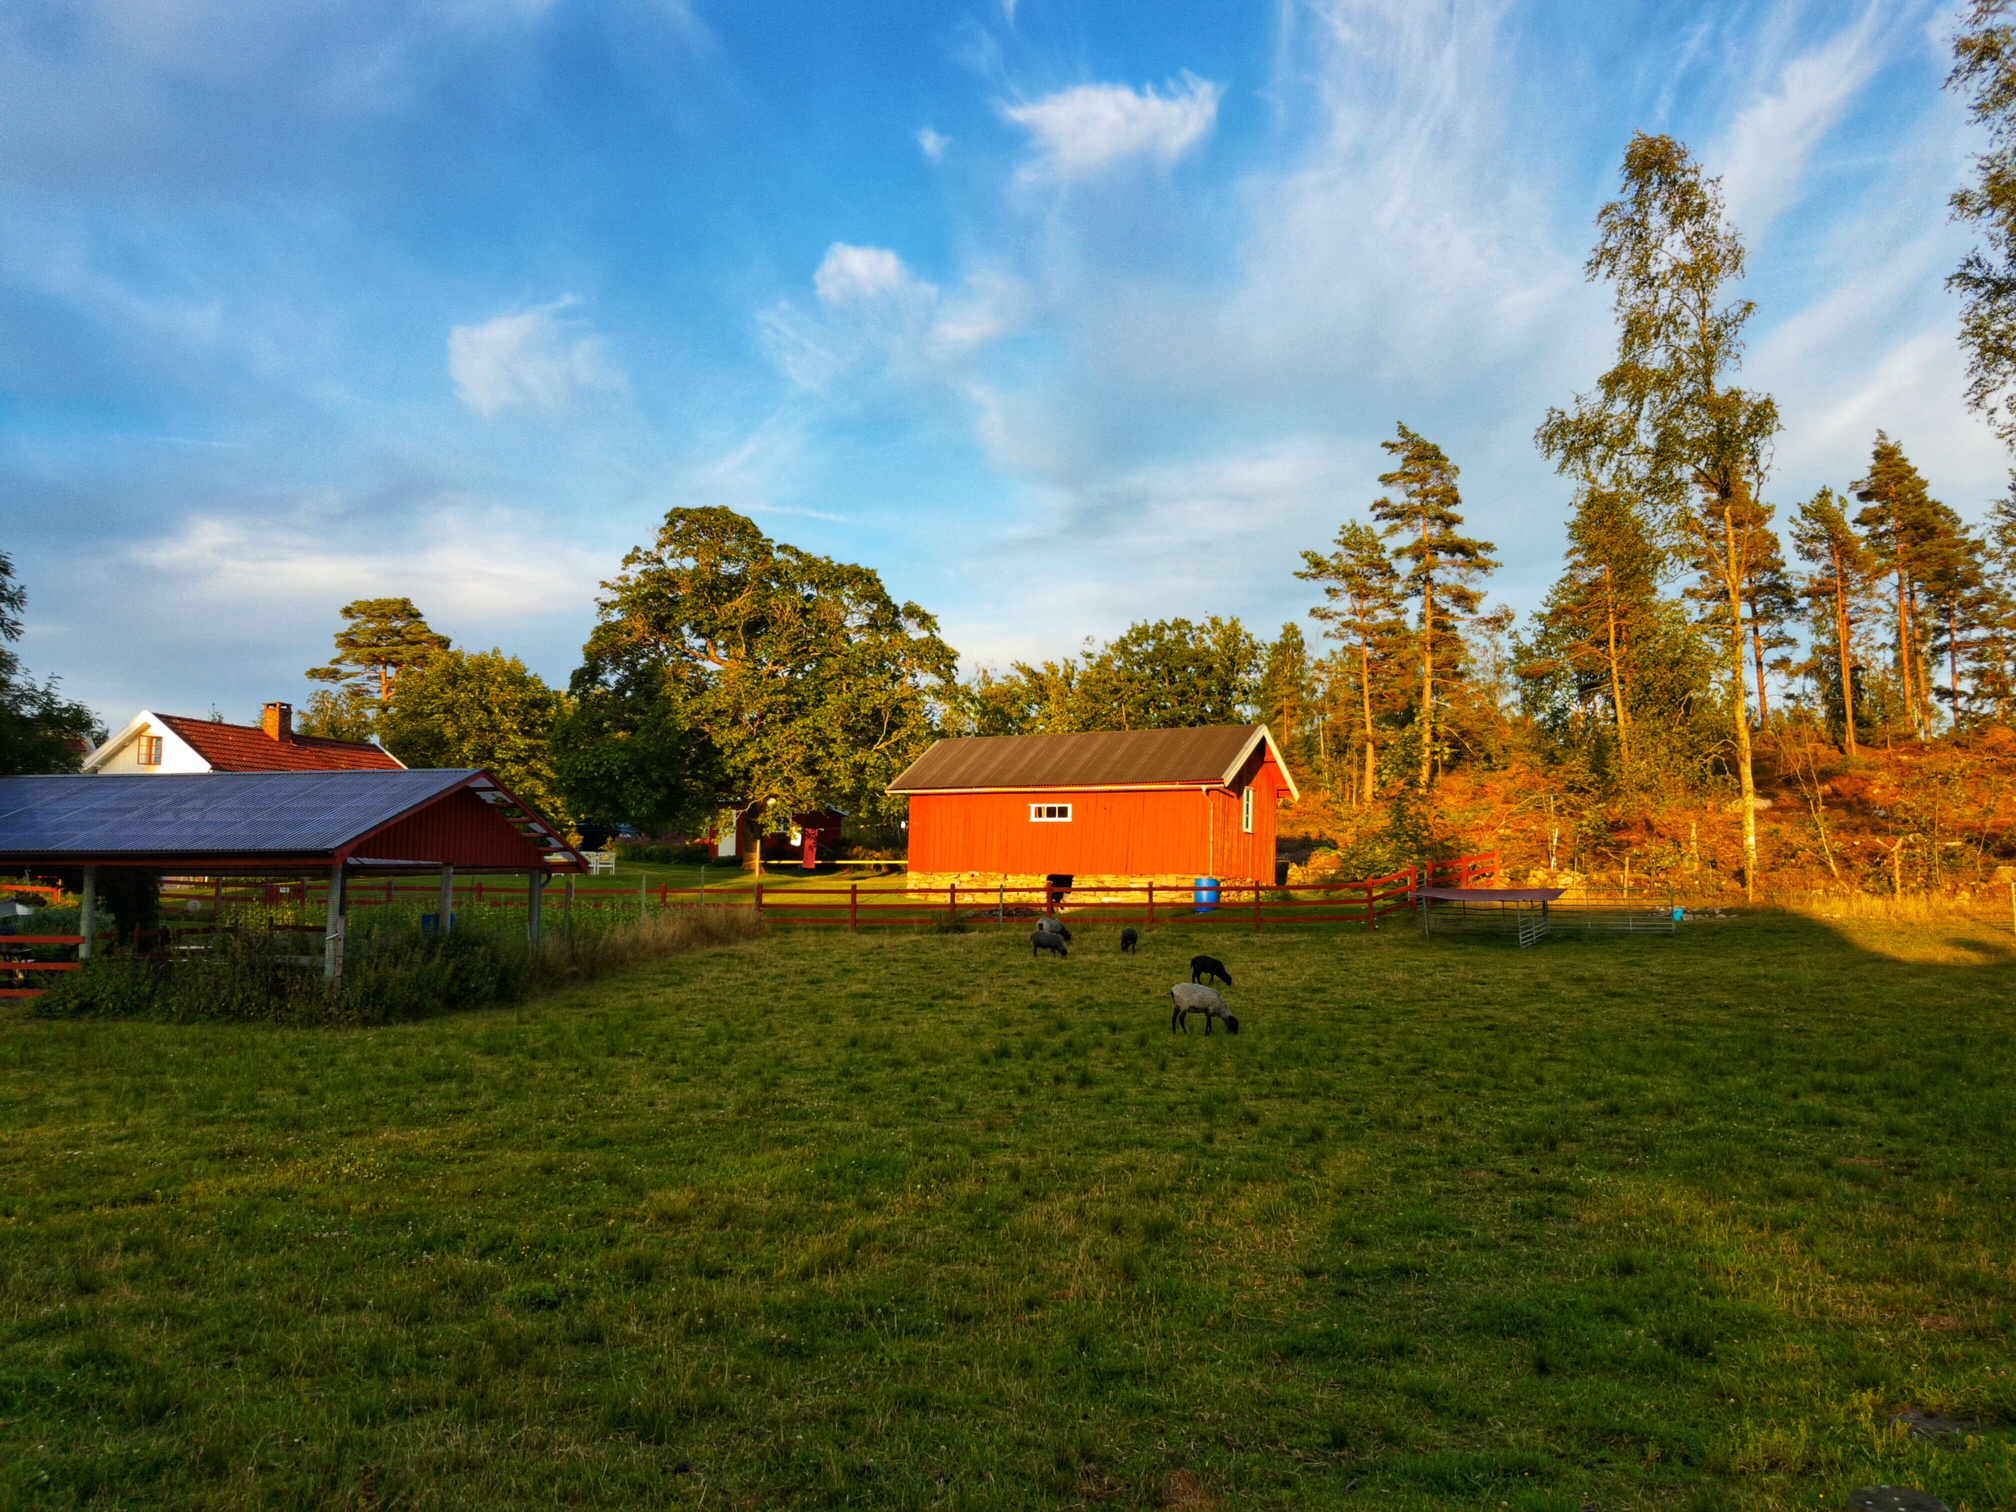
(1368, 424, 1498, 790)
(1537, 134, 1780, 899)
(307, 598, 452, 709)
(1526, 486, 1662, 764)
(1255, 624, 1317, 779)
(1790, 486, 1875, 753)
(1297, 521, 1406, 804)
(1852, 434, 1948, 739)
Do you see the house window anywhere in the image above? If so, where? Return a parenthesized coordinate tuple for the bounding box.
(1241, 786, 1254, 833)
(138, 735, 164, 767)
(1030, 803, 1072, 822)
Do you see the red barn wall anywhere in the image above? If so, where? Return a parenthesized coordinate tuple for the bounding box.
(348, 788, 554, 868)
(908, 748, 1287, 882)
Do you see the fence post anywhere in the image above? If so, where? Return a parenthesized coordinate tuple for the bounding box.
(1253, 880, 1262, 932)
(850, 883, 858, 933)
(78, 866, 96, 960)
(949, 883, 957, 926)
(754, 880, 764, 921)
(998, 881, 1004, 925)
(1147, 880, 1155, 927)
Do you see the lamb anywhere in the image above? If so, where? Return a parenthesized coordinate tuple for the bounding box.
(1169, 983, 1239, 1034)
(1189, 954, 1232, 987)
(1037, 917, 1073, 943)
(1120, 927, 1138, 953)
(1031, 930, 1069, 959)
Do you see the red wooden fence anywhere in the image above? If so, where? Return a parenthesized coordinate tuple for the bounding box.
(127, 851, 1502, 946)
(0, 936, 84, 999)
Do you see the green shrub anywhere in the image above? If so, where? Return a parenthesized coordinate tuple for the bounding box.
(609, 840, 714, 866)
(30, 905, 757, 1027)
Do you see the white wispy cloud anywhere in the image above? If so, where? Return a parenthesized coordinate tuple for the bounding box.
(447, 298, 624, 418)
(1712, 2, 1893, 234)
(130, 510, 603, 620)
(1004, 73, 1222, 181)
(916, 125, 949, 161)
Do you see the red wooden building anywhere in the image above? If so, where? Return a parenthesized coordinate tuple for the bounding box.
(888, 725, 1298, 890)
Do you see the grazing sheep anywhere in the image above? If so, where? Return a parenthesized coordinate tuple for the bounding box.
(1037, 917, 1073, 943)
(1031, 930, 1068, 959)
(1169, 982, 1239, 1035)
(1120, 927, 1139, 953)
(1189, 954, 1233, 987)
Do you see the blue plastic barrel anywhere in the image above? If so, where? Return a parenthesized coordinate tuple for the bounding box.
(1193, 876, 1219, 914)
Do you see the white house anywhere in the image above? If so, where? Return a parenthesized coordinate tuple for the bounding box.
(84, 703, 404, 775)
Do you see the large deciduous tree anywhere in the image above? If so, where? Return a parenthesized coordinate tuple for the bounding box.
(307, 598, 451, 711)
(0, 551, 101, 776)
(1536, 133, 1779, 899)
(378, 649, 572, 824)
(1369, 424, 1497, 791)
(1297, 520, 1406, 803)
(571, 508, 958, 865)
(1072, 617, 1260, 731)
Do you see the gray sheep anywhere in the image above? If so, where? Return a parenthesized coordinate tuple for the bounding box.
(1037, 916, 1073, 943)
(1031, 930, 1069, 959)
(1169, 982, 1238, 1034)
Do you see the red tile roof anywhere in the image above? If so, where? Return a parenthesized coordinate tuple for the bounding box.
(157, 715, 403, 773)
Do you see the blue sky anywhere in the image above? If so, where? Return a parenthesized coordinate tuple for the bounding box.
(0, 0, 2003, 723)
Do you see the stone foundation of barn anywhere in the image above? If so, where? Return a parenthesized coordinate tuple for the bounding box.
(906, 872, 1254, 906)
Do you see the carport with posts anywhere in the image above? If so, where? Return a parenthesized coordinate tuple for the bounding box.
(0, 769, 582, 991)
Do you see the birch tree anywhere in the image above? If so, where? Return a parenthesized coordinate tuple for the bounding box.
(1536, 133, 1779, 900)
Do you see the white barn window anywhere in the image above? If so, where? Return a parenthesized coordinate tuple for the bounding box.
(1030, 803, 1072, 822)
(1241, 787, 1254, 833)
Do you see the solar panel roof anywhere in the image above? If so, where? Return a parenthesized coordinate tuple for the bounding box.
(0, 770, 480, 858)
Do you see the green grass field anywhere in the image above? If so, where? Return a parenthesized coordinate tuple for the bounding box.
(2, 913, 2013, 1509)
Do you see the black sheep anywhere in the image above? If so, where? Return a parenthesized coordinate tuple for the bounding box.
(1031, 930, 1068, 959)
(1120, 927, 1138, 953)
(1190, 954, 1232, 987)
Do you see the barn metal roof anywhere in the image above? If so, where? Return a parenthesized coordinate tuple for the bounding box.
(0, 770, 581, 870)
(888, 724, 1298, 800)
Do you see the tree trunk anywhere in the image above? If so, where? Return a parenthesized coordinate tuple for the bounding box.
(1358, 634, 1376, 807)
(1719, 510, 1759, 902)
(1832, 545, 1857, 756)
(1604, 567, 1630, 763)
(1750, 615, 1771, 727)
(1418, 579, 1434, 793)
(1893, 554, 1920, 739)
(1949, 597, 1961, 725)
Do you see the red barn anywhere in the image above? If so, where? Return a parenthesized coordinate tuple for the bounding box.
(888, 724, 1298, 893)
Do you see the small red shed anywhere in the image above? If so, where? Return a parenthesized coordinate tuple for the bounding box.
(888, 725, 1298, 890)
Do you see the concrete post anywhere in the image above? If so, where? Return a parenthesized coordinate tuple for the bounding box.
(437, 864, 454, 937)
(528, 870, 546, 948)
(324, 864, 348, 980)
(79, 866, 97, 961)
